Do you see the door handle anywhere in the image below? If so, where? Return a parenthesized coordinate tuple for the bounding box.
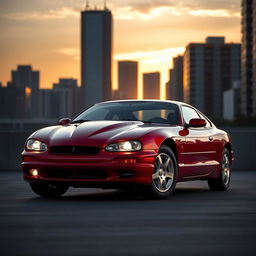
(208, 136, 213, 141)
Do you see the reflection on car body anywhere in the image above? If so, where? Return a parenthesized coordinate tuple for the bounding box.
(21, 100, 233, 199)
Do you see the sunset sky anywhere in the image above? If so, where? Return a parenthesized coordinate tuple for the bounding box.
(0, 0, 241, 99)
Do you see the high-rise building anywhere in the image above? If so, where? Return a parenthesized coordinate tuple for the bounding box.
(183, 37, 241, 118)
(53, 78, 78, 89)
(165, 69, 173, 100)
(0, 86, 26, 119)
(223, 80, 241, 121)
(241, 0, 256, 116)
(81, 7, 112, 108)
(166, 56, 183, 101)
(254, 1, 256, 116)
(118, 61, 138, 99)
(53, 78, 79, 117)
(11, 65, 40, 118)
(39, 89, 54, 119)
(39, 88, 74, 119)
(143, 72, 160, 99)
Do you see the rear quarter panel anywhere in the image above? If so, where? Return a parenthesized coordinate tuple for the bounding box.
(210, 128, 231, 177)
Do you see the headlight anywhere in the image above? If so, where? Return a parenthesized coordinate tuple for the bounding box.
(105, 140, 142, 152)
(26, 139, 47, 152)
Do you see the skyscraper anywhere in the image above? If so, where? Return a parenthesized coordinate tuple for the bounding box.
(165, 69, 173, 100)
(118, 61, 138, 99)
(0, 86, 25, 119)
(254, 1, 256, 116)
(39, 89, 55, 119)
(143, 72, 160, 99)
(183, 37, 241, 118)
(166, 56, 183, 101)
(11, 65, 40, 118)
(81, 7, 112, 108)
(53, 78, 79, 117)
(241, 0, 256, 116)
(40, 78, 78, 119)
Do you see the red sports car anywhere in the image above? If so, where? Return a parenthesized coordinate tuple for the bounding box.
(21, 100, 233, 199)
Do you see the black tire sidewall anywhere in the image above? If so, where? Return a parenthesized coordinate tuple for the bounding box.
(29, 181, 68, 197)
(149, 145, 178, 199)
(220, 148, 231, 189)
(208, 148, 231, 191)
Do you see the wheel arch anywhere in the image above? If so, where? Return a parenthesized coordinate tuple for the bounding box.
(224, 142, 232, 156)
(224, 142, 233, 164)
(160, 138, 178, 161)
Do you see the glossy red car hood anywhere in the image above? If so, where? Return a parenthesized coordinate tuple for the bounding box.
(31, 121, 168, 147)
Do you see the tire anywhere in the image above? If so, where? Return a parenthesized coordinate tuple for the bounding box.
(208, 148, 231, 191)
(144, 145, 178, 199)
(29, 182, 68, 198)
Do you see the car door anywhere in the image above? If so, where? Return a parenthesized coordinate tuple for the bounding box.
(180, 105, 217, 178)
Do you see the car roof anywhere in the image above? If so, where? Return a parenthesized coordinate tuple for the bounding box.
(96, 99, 191, 108)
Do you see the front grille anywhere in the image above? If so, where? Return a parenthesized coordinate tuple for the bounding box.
(45, 169, 107, 179)
(49, 146, 100, 155)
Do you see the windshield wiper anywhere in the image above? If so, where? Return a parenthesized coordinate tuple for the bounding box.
(71, 119, 91, 124)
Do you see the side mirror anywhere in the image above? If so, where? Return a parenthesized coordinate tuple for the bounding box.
(59, 118, 71, 126)
(187, 118, 206, 128)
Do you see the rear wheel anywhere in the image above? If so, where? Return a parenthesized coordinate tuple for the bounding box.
(29, 182, 68, 198)
(208, 148, 231, 191)
(144, 145, 178, 199)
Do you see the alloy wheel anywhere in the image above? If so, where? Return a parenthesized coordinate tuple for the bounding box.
(152, 153, 174, 192)
(222, 153, 230, 186)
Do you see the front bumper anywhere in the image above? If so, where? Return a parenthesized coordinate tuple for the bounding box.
(21, 150, 157, 187)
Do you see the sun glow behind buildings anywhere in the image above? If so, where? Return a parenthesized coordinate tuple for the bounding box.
(114, 47, 185, 99)
(0, 0, 241, 98)
(25, 87, 31, 96)
(49, 46, 186, 99)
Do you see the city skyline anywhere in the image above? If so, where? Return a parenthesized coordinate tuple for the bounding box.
(0, 0, 241, 99)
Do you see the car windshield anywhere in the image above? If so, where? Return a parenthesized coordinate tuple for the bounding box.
(72, 101, 179, 125)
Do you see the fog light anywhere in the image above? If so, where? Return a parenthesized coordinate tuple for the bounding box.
(29, 169, 39, 176)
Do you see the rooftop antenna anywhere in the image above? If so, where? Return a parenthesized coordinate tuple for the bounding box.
(104, 0, 107, 10)
(85, 0, 89, 10)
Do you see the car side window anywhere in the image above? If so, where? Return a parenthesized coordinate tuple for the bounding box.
(181, 106, 200, 124)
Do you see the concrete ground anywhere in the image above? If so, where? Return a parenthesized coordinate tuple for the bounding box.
(0, 170, 255, 256)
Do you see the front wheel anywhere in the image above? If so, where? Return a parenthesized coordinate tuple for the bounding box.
(29, 182, 68, 198)
(144, 145, 178, 199)
(208, 148, 231, 191)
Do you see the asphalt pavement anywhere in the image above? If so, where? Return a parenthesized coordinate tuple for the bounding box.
(0, 170, 255, 256)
